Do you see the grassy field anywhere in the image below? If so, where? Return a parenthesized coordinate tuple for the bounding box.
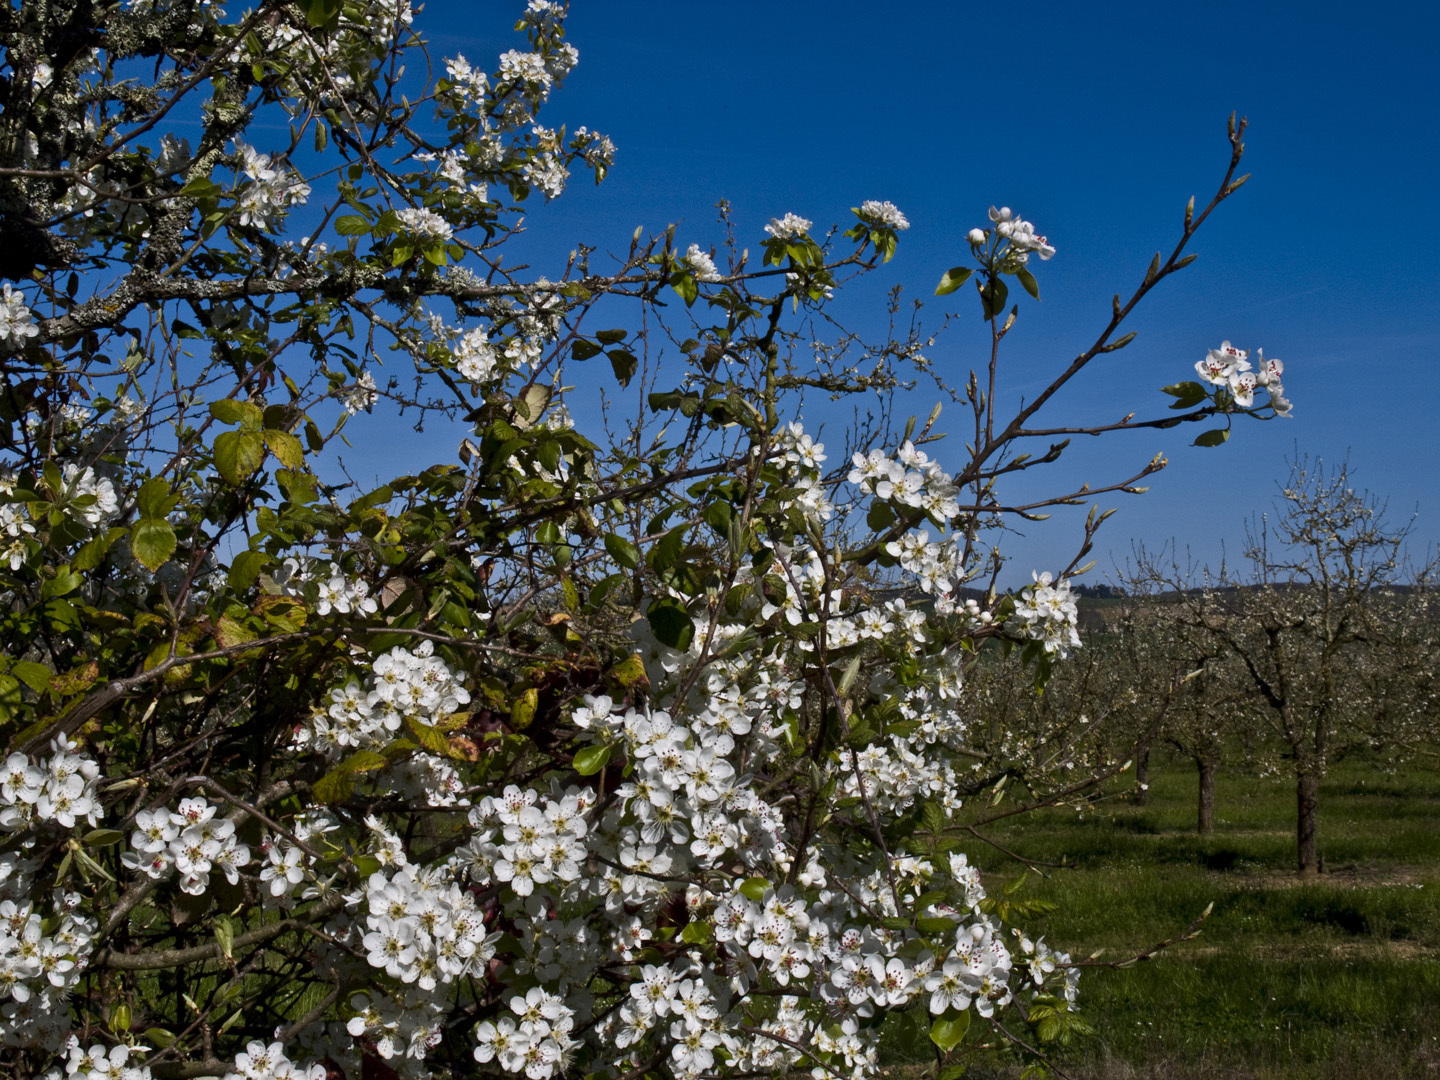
(954, 758, 1440, 1079)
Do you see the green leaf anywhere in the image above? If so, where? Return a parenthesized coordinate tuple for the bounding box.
(303, 0, 343, 27)
(604, 533, 642, 570)
(917, 915, 960, 934)
(513, 384, 552, 427)
(867, 498, 896, 531)
(570, 338, 603, 361)
(980, 276, 1009, 321)
(738, 876, 770, 901)
(209, 399, 264, 430)
(679, 920, 712, 944)
(935, 266, 973, 296)
(42, 565, 83, 599)
(894, 1005, 933, 1059)
(930, 1009, 972, 1052)
(510, 687, 538, 730)
(595, 328, 628, 344)
(608, 348, 638, 388)
(0, 675, 20, 724)
(344, 749, 390, 773)
(136, 477, 178, 519)
(228, 549, 267, 592)
(10, 661, 52, 694)
(73, 526, 125, 572)
(109, 1002, 132, 1035)
(312, 768, 354, 805)
(214, 430, 266, 485)
(702, 500, 732, 535)
(671, 271, 699, 307)
(647, 598, 694, 651)
(1016, 265, 1041, 300)
(263, 429, 304, 469)
(131, 518, 177, 571)
(572, 743, 611, 776)
(1160, 381, 1207, 408)
(213, 918, 234, 961)
(1193, 428, 1230, 447)
(648, 526, 686, 573)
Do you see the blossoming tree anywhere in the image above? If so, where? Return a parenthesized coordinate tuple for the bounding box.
(0, 2, 1293, 1079)
(1126, 460, 1436, 874)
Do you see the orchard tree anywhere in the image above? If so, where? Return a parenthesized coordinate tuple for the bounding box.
(1131, 460, 1434, 874)
(1105, 577, 1251, 832)
(0, 2, 1292, 1079)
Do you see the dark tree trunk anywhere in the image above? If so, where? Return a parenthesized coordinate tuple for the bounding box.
(1196, 757, 1216, 835)
(1297, 771, 1320, 876)
(1134, 741, 1151, 805)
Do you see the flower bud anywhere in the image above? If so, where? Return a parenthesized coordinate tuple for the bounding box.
(967, 228, 987, 245)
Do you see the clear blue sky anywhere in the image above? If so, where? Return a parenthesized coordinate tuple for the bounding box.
(403, 0, 1440, 588)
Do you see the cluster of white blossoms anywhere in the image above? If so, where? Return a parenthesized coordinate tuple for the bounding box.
(849, 441, 963, 526)
(472, 986, 580, 1079)
(121, 797, 251, 897)
(234, 143, 311, 232)
(0, 414, 1096, 1075)
(452, 325, 499, 384)
(222, 1039, 326, 1080)
(1195, 340, 1293, 416)
(466, 785, 592, 898)
(841, 736, 962, 815)
(497, 48, 564, 92)
(765, 212, 812, 240)
(298, 642, 473, 806)
(23, 404, 94, 447)
(856, 199, 910, 230)
(1011, 571, 1082, 658)
(395, 206, 454, 244)
(272, 557, 378, 618)
(0, 739, 103, 833)
(0, 745, 104, 1048)
(442, 54, 489, 105)
(304, 642, 471, 752)
(38, 1039, 149, 1080)
(59, 465, 119, 529)
(358, 864, 500, 989)
(0, 892, 96, 1042)
(985, 206, 1055, 262)
(1, 500, 36, 570)
(338, 371, 379, 415)
(0, 284, 39, 349)
(681, 243, 722, 283)
(416, 146, 491, 208)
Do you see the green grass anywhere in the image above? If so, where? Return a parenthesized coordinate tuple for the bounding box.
(957, 758, 1440, 1079)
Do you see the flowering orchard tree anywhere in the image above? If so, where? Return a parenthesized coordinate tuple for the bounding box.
(1127, 460, 1437, 874)
(0, 2, 1293, 1079)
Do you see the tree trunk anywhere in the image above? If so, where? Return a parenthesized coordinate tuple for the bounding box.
(1196, 757, 1216, 835)
(1297, 771, 1320, 876)
(1134, 741, 1150, 805)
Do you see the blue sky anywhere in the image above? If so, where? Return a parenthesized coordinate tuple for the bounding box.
(409, 0, 1440, 588)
